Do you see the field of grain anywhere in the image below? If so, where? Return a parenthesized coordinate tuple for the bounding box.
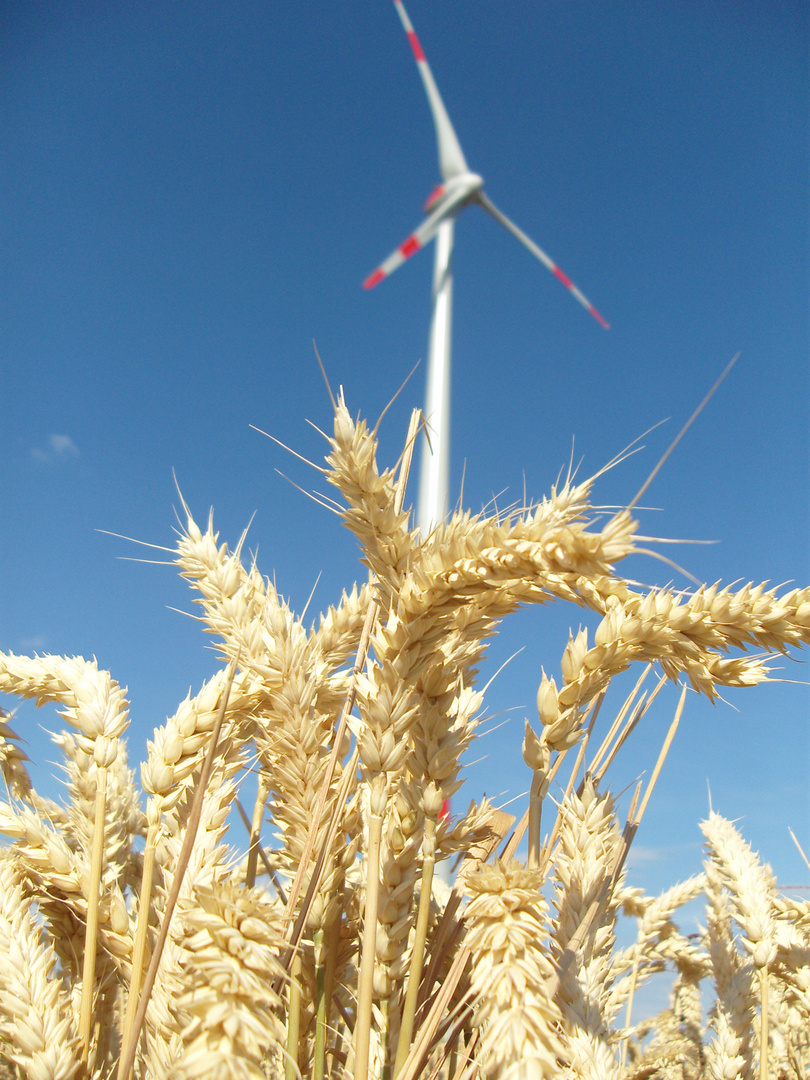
(1, 396, 808, 1080)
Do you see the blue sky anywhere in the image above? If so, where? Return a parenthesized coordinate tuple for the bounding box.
(2, 1, 808, 905)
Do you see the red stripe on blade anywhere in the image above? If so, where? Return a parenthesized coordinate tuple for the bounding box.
(400, 236, 421, 258)
(424, 184, 445, 211)
(363, 269, 385, 290)
(407, 30, 425, 62)
(590, 307, 610, 329)
(553, 266, 573, 290)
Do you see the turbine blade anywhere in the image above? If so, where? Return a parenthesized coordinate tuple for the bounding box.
(477, 191, 610, 328)
(393, 0, 469, 181)
(362, 204, 447, 289)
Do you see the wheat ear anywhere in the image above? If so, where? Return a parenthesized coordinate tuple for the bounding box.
(117, 656, 238, 1080)
(0, 654, 130, 1066)
(465, 862, 564, 1079)
(0, 707, 34, 800)
(170, 882, 286, 1080)
(0, 855, 81, 1080)
(702, 811, 777, 1080)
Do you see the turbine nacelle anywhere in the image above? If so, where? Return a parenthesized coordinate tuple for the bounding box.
(363, 1, 608, 327)
(423, 172, 484, 214)
(362, 171, 489, 291)
(361, 0, 610, 827)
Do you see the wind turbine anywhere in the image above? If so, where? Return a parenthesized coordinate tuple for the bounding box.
(363, 0, 609, 534)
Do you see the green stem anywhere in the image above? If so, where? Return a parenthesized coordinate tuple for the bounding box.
(380, 997, 391, 1080)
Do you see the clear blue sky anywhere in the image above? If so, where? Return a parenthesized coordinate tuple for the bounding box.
(2, 1, 808, 904)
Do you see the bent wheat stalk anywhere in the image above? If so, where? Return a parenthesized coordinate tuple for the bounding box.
(0, 391, 807, 1079)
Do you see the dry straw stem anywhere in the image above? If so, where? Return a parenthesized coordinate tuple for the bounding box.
(395, 808, 515, 1080)
(243, 777, 272, 889)
(78, 755, 108, 1063)
(117, 656, 238, 1080)
(0, 654, 130, 1067)
(354, 776, 387, 1080)
(393, 783, 443, 1075)
(1, 392, 809, 1079)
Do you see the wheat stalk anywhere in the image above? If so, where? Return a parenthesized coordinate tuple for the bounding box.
(0, 393, 807, 1080)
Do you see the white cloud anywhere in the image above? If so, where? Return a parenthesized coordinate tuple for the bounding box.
(627, 840, 702, 867)
(626, 845, 665, 865)
(30, 434, 80, 464)
(49, 434, 79, 457)
(20, 636, 48, 651)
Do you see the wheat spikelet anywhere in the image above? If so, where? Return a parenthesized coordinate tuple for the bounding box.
(139, 682, 255, 1076)
(48, 721, 142, 883)
(771, 900, 810, 1022)
(610, 874, 708, 1031)
(0, 655, 131, 887)
(167, 882, 286, 1079)
(551, 779, 622, 1016)
(0, 653, 129, 758)
(0, 855, 81, 1080)
(464, 862, 563, 1079)
(0, 707, 34, 802)
(173, 507, 363, 1060)
(311, 581, 374, 669)
(174, 508, 357, 933)
(325, 394, 415, 595)
(548, 778, 627, 1078)
(672, 968, 705, 1076)
(326, 402, 634, 1043)
(0, 797, 128, 1077)
(703, 837, 757, 1080)
(701, 813, 777, 973)
(0, 395, 807, 1079)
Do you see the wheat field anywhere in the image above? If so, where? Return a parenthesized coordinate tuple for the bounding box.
(0, 395, 808, 1080)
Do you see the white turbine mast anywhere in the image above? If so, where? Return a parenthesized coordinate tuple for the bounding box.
(364, 0, 608, 535)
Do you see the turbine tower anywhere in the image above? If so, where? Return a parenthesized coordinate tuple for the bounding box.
(364, 0, 609, 534)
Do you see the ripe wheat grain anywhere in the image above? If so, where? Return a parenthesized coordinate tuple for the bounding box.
(0, 396, 807, 1079)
